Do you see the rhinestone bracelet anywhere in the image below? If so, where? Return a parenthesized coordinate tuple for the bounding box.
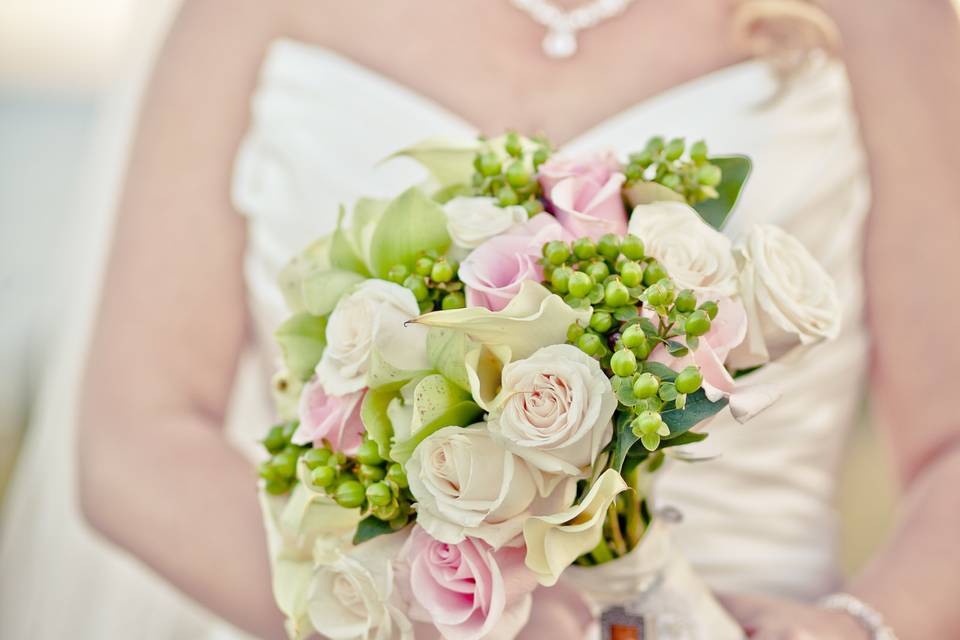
(819, 593, 898, 640)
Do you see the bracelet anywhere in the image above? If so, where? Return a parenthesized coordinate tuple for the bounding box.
(819, 593, 898, 640)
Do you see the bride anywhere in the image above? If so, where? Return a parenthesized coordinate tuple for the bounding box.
(2, 0, 959, 638)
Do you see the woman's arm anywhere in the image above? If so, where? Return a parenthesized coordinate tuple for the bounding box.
(78, 2, 291, 637)
(724, 2, 960, 638)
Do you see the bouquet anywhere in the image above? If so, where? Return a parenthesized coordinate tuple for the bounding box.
(257, 133, 841, 640)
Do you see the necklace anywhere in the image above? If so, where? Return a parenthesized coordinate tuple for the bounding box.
(510, 0, 636, 59)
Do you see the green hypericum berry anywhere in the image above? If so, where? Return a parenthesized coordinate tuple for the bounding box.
(281, 421, 297, 441)
(621, 234, 645, 260)
(586, 261, 610, 281)
(699, 300, 719, 320)
(633, 373, 660, 399)
(619, 261, 643, 287)
(661, 174, 682, 191)
(366, 482, 393, 506)
(551, 265, 574, 293)
(568, 271, 594, 298)
(328, 451, 347, 468)
(430, 259, 454, 283)
(359, 464, 386, 483)
(504, 132, 523, 157)
(685, 310, 712, 337)
(631, 410, 663, 437)
(533, 148, 549, 168)
(675, 366, 703, 394)
(334, 480, 366, 508)
(272, 451, 298, 479)
(675, 289, 697, 313)
(690, 140, 708, 164)
(390, 513, 410, 530)
(498, 185, 519, 207)
(403, 274, 429, 302)
(611, 349, 638, 376)
(386, 463, 408, 489)
(414, 256, 434, 277)
(356, 440, 384, 466)
(387, 263, 410, 285)
(544, 240, 571, 266)
(506, 161, 531, 188)
(632, 149, 654, 167)
(523, 199, 545, 216)
(578, 333, 603, 356)
(643, 262, 669, 286)
(664, 137, 685, 161)
(632, 336, 652, 359)
(303, 447, 332, 469)
(478, 152, 501, 177)
(572, 237, 597, 260)
(645, 136, 665, 155)
(310, 465, 336, 488)
(697, 164, 722, 187)
(605, 280, 630, 307)
(621, 324, 646, 349)
(566, 322, 586, 343)
(258, 461, 280, 482)
(441, 292, 466, 310)
(265, 479, 290, 495)
(589, 310, 613, 333)
(597, 233, 621, 261)
(372, 501, 401, 521)
(646, 282, 668, 307)
(263, 425, 287, 454)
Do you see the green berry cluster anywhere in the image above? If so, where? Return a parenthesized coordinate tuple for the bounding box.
(542, 233, 721, 452)
(259, 428, 415, 530)
(624, 136, 722, 205)
(471, 132, 550, 215)
(386, 251, 465, 313)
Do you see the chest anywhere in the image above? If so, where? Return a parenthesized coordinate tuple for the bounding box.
(286, 0, 745, 144)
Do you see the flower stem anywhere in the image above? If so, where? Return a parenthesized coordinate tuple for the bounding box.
(623, 463, 646, 549)
(590, 538, 614, 564)
(606, 503, 628, 556)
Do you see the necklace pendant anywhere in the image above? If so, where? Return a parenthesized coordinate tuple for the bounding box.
(542, 28, 577, 59)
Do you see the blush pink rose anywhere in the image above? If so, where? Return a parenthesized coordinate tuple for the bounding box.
(459, 213, 570, 311)
(398, 526, 538, 640)
(291, 377, 365, 454)
(539, 151, 628, 240)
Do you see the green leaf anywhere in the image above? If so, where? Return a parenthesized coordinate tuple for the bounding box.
(610, 412, 638, 473)
(330, 206, 371, 276)
(693, 155, 752, 231)
(614, 306, 639, 322)
(611, 375, 641, 407)
(659, 430, 709, 449)
(352, 516, 395, 545)
(385, 136, 481, 187)
(643, 362, 678, 381)
(391, 399, 483, 464)
(660, 389, 728, 437)
(274, 313, 328, 381)
(637, 318, 658, 337)
(666, 341, 689, 357)
(658, 382, 678, 403)
(300, 269, 366, 316)
(368, 187, 451, 278)
(426, 328, 472, 391)
(361, 388, 398, 460)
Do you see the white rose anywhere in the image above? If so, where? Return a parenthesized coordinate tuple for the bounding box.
(627, 201, 738, 296)
(443, 196, 527, 250)
(315, 279, 430, 395)
(307, 531, 414, 640)
(728, 224, 842, 369)
(488, 344, 616, 492)
(405, 425, 537, 549)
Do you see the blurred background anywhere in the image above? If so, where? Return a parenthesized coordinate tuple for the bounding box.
(0, 0, 901, 576)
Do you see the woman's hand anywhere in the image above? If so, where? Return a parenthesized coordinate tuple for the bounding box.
(719, 593, 869, 640)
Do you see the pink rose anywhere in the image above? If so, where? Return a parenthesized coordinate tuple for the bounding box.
(459, 213, 569, 311)
(539, 152, 628, 240)
(291, 377, 365, 454)
(398, 526, 537, 640)
(647, 297, 779, 423)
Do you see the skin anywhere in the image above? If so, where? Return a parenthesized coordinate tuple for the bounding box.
(77, 0, 960, 638)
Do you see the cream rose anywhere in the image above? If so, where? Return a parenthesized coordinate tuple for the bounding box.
(488, 344, 616, 491)
(306, 530, 413, 640)
(443, 196, 527, 250)
(729, 224, 842, 369)
(627, 201, 738, 296)
(405, 425, 537, 549)
(315, 279, 430, 395)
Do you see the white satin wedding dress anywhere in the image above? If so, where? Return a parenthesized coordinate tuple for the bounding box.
(0, 38, 870, 639)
